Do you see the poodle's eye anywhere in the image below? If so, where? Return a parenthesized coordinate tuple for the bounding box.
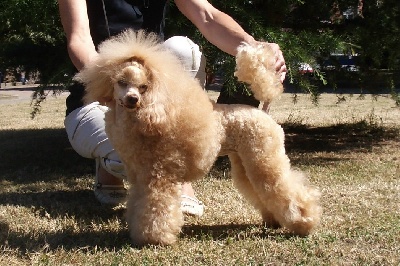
(117, 80, 128, 88)
(138, 84, 148, 93)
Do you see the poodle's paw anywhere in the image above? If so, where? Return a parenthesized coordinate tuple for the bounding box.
(284, 187, 322, 236)
(127, 208, 183, 246)
(130, 227, 179, 246)
(261, 210, 281, 229)
(126, 178, 185, 246)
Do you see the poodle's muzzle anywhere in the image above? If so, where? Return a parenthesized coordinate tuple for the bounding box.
(122, 93, 140, 109)
(116, 88, 141, 109)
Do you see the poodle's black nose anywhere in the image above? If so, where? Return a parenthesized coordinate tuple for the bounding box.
(124, 95, 139, 109)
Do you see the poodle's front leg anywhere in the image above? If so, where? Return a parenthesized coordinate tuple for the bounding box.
(126, 175, 183, 246)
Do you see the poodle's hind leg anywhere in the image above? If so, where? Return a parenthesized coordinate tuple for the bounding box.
(235, 114, 321, 236)
(239, 148, 322, 236)
(229, 153, 280, 229)
(126, 176, 183, 246)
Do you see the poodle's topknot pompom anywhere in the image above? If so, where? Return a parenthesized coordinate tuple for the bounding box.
(234, 43, 283, 103)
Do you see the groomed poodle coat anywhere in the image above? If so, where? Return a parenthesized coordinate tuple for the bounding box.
(76, 30, 322, 246)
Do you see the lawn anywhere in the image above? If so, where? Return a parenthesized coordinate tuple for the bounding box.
(0, 91, 399, 265)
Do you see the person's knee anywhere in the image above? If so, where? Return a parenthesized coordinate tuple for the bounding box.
(164, 36, 206, 87)
(64, 102, 113, 159)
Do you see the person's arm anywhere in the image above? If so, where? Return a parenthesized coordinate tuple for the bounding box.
(175, 0, 255, 56)
(175, 0, 286, 81)
(58, 0, 98, 71)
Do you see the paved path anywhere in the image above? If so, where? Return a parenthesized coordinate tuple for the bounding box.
(0, 84, 67, 105)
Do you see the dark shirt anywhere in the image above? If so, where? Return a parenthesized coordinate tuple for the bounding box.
(66, 0, 168, 115)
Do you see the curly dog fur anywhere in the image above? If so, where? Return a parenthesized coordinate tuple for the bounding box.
(75, 30, 322, 246)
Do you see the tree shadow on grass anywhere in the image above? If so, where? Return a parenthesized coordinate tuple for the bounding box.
(282, 121, 399, 166)
(0, 127, 125, 220)
(0, 189, 120, 218)
(1, 220, 131, 252)
(0, 128, 93, 184)
(283, 121, 399, 153)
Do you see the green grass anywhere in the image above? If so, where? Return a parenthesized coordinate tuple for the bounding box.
(0, 93, 399, 265)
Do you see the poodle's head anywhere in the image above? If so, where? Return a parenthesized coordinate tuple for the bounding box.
(112, 57, 151, 110)
(75, 30, 190, 134)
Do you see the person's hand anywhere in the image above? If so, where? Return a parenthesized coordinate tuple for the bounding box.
(268, 43, 286, 83)
(256, 42, 287, 83)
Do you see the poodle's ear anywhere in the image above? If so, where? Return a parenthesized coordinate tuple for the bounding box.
(74, 64, 114, 105)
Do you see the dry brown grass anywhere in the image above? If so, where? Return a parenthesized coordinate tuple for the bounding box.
(0, 92, 399, 265)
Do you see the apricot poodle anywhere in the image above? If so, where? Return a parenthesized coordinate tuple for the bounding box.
(75, 30, 322, 246)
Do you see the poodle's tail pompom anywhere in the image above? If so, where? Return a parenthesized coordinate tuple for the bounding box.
(234, 43, 283, 103)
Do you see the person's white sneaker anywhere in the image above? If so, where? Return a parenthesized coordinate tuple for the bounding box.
(94, 158, 127, 206)
(181, 195, 204, 217)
